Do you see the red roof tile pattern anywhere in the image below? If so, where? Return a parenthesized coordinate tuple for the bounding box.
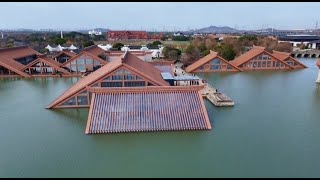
(185, 50, 242, 72)
(47, 52, 169, 108)
(0, 46, 41, 59)
(85, 86, 211, 134)
(229, 46, 295, 69)
(0, 57, 31, 77)
(107, 30, 149, 39)
(83, 45, 105, 56)
(0, 46, 42, 77)
(122, 52, 169, 86)
(272, 50, 307, 68)
(229, 46, 266, 67)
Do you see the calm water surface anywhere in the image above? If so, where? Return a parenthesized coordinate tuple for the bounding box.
(0, 58, 320, 178)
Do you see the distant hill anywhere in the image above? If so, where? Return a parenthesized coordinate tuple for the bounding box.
(193, 26, 239, 33)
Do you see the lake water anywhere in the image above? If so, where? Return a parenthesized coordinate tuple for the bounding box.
(0, 58, 320, 178)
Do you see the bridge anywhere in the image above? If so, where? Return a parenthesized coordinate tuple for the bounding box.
(291, 49, 320, 58)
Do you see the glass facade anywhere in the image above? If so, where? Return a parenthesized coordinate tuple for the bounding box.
(77, 96, 88, 105)
(65, 53, 102, 73)
(124, 81, 145, 87)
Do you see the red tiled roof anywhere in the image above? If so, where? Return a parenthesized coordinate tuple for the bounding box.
(47, 52, 169, 108)
(0, 46, 41, 59)
(52, 50, 76, 59)
(22, 56, 71, 75)
(185, 50, 242, 72)
(0, 46, 42, 77)
(107, 30, 149, 39)
(229, 46, 266, 67)
(229, 46, 295, 69)
(122, 52, 169, 86)
(106, 50, 153, 57)
(83, 45, 105, 56)
(272, 50, 307, 68)
(85, 86, 211, 134)
(0, 57, 31, 77)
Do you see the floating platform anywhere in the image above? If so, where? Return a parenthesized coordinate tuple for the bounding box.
(201, 84, 234, 107)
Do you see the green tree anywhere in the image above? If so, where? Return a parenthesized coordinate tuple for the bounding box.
(112, 42, 124, 50)
(152, 40, 162, 46)
(83, 40, 94, 48)
(201, 49, 210, 56)
(221, 45, 236, 61)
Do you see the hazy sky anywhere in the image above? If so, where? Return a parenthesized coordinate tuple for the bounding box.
(0, 2, 320, 31)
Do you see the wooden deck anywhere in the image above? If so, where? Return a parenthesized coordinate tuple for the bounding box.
(200, 84, 234, 107)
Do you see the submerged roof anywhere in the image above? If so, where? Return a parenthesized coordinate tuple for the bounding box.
(83, 45, 105, 56)
(0, 46, 41, 59)
(185, 50, 242, 72)
(229, 46, 266, 67)
(0, 46, 41, 77)
(229, 46, 295, 69)
(52, 50, 76, 59)
(47, 51, 169, 108)
(0, 57, 31, 77)
(85, 86, 211, 134)
(272, 50, 307, 68)
(22, 56, 71, 74)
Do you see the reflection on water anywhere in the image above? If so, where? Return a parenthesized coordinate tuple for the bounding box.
(0, 58, 320, 177)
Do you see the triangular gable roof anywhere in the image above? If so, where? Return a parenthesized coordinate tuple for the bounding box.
(47, 52, 169, 108)
(185, 50, 242, 72)
(0, 57, 31, 77)
(52, 50, 76, 59)
(272, 50, 307, 68)
(122, 52, 169, 86)
(83, 45, 105, 56)
(22, 56, 71, 75)
(230, 46, 295, 69)
(0, 46, 41, 59)
(60, 49, 107, 67)
(229, 46, 266, 67)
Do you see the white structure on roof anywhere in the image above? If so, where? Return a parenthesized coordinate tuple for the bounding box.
(97, 44, 112, 51)
(89, 30, 102, 36)
(45, 44, 78, 52)
(121, 45, 164, 59)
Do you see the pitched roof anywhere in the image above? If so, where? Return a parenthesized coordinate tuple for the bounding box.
(22, 56, 71, 74)
(185, 50, 242, 72)
(229, 46, 266, 67)
(85, 85, 211, 134)
(52, 50, 76, 59)
(0, 57, 31, 77)
(229, 46, 295, 69)
(83, 45, 105, 56)
(0, 46, 41, 59)
(272, 50, 307, 68)
(61, 46, 107, 67)
(47, 56, 123, 108)
(47, 52, 169, 108)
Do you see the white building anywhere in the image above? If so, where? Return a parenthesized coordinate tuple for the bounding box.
(97, 44, 112, 51)
(120, 45, 164, 60)
(89, 30, 102, 36)
(45, 44, 78, 52)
